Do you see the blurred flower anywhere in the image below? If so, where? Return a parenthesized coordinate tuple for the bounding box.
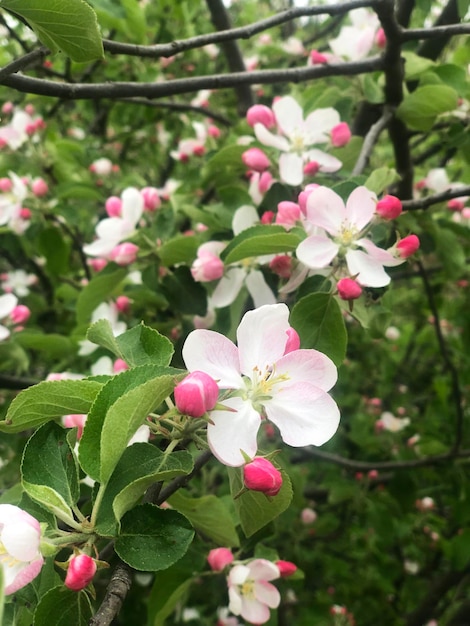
(227, 559, 280, 624)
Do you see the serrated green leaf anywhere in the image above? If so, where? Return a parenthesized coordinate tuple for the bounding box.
(365, 167, 400, 195)
(0, 379, 103, 433)
(220, 225, 304, 265)
(86, 318, 122, 358)
(169, 491, 240, 547)
(0, 0, 104, 62)
(116, 323, 174, 367)
(94, 445, 193, 536)
(396, 85, 459, 131)
(33, 586, 93, 626)
(228, 466, 292, 537)
(15, 332, 74, 359)
(22, 422, 79, 510)
(159, 235, 199, 267)
(115, 504, 194, 571)
(290, 293, 347, 367)
(21, 482, 73, 521)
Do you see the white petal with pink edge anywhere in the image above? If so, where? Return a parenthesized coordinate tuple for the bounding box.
(210, 267, 246, 308)
(182, 329, 242, 389)
(296, 235, 339, 269)
(346, 249, 391, 287)
(245, 270, 277, 309)
(255, 581, 281, 608)
(272, 96, 304, 137)
(254, 123, 290, 152)
(345, 186, 377, 230)
(275, 349, 338, 392)
(279, 152, 304, 186)
(304, 108, 340, 144)
(305, 186, 345, 234)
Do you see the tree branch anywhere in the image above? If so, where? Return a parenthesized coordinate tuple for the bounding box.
(114, 98, 232, 126)
(401, 186, 470, 211)
(352, 106, 393, 175)
(88, 562, 132, 626)
(0, 46, 48, 80)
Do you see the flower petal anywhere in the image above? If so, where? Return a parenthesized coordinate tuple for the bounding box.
(182, 330, 242, 389)
(304, 108, 340, 144)
(275, 349, 338, 392)
(304, 186, 345, 235)
(211, 267, 246, 308)
(241, 597, 270, 625)
(254, 124, 290, 152)
(273, 96, 304, 138)
(279, 152, 304, 186)
(237, 304, 290, 376)
(307, 149, 343, 173)
(346, 249, 391, 287)
(246, 270, 277, 308)
(296, 235, 339, 269)
(345, 186, 376, 230)
(0, 293, 18, 319)
(248, 559, 281, 582)
(207, 397, 261, 467)
(255, 581, 281, 609)
(4, 558, 44, 595)
(232, 205, 258, 236)
(265, 382, 340, 447)
(356, 238, 404, 267)
(120, 187, 144, 225)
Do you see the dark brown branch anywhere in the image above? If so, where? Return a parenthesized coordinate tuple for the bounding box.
(352, 106, 393, 175)
(402, 22, 470, 40)
(88, 562, 132, 626)
(0, 374, 39, 390)
(102, 1, 379, 59)
(1, 56, 384, 99)
(205, 0, 254, 115)
(417, 0, 461, 60)
(402, 186, 470, 211)
(0, 46, 48, 80)
(155, 449, 213, 504)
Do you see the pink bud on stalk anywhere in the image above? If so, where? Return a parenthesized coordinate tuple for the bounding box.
(174, 371, 219, 418)
(109, 243, 139, 266)
(31, 178, 49, 197)
(337, 278, 362, 301)
(246, 104, 276, 128)
(105, 196, 122, 217)
(275, 201, 301, 229)
(141, 187, 161, 212)
(396, 235, 420, 258)
(376, 195, 402, 220)
(10, 304, 31, 325)
(242, 148, 271, 172)
(207, 547, 234, 571)
(243, 457, 282, 496)
(276, 560, 298, 578)
(330, 122, 351, 148)
(309, 49, 328, 64)
(115, 295, 131, 314)
(64, 554, 97, 591)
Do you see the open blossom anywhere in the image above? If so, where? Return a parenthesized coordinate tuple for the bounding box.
(253, 96, 343, 186)
(228, 559, 280, 624)
(182, 304, 340, 466)
(376, 411, 410, 432)
(296, 186, 405, 287)
(0, 293, 18, 340)
(83, 187, 144, 259)
(171, 122, 208, 160)
(0, 504, 44, 595)
(1, 269, 37, 297)
(0, 109, 41, 150)
(329, 8, 380, 60)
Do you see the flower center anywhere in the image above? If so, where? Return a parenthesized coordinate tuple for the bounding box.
(241, 580, 255, 599)
(0, 541, 20, 567)
(290, 133, 305, 154)
(241, 365, 290, 412)
(337, 222, 358, 247)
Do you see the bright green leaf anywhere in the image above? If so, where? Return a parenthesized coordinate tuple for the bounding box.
(76, 265, 127, 325)
(117, 323, 174, 367)
(158, 235, 199, 267)
(220, 225, 304, 265)
(365, 167, 400, 195)
(396, 85, 459, 131)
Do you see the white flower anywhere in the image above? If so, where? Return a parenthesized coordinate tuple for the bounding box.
(83, 187, 144, 259)
(0, 293, 18, 340)
(329, 8, 380, 60)
(0, 173, 27, 228)
(1, 269, 36, 297)
(227, 559, 280, 625)
(182, 303, 340, 466)
(254, 96, 342, 186)
(378, 411, 410, 432)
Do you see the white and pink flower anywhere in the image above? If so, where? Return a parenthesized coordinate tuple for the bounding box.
(182, 303, 339, 466)
(227, 559, 281, 624)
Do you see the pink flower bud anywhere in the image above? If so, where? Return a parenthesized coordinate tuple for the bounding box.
(31, 178, 49, 197)
(260, 210, 275, 224)
(337, 278, 362, 301)
(375, 27, 386, 48)
(25, 104, 35, 115)
(242, 148, 271, 172)
(331, 122, 351, 148)
(0, 177, 12, 192)
(284, 327, 300, 354)
(258, 171, 273, 193)
(243, 457, 282, 496)
(1, 102, 13, 114)
(141, 187, 161, 212)
(10, 305, 30, 325)
(64, 554, 97, 591)
(191, 252, 224, 283)
(105, 196, 122, 217)
(20, 208, 32, 219)
(90, 158, 113, 176)
(376, 195, 402, 220)
(309, 49, 328, 64)
(208, 124, 221, 138)
(113, 358, 129, 373)
(115, 295, 131, 314)
(109, 243, 139, 266)
(300, 507, 317, 525)
(396, 235, 420, 258)
(276, 560, 297, 578)
(298, 184, 319, 215)
(275, 201, 301, 229)
(462, 208, 470, 219)
(174, 371, 219, 417)
(303, 161, 320, 176)
(193, 144, 205, 157)
(63, 414, 87, 440)
(89, 258, 107, 272)
(207, 547, 234, 571)
(447, 198, 465, 212)
(269, 255, 292, 278)
(246, 104, 275, 128)
(368, 469, 378, 480)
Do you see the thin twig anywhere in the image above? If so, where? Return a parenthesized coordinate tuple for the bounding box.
(402, 186, 470, 211)
(0, 46, 48, 80)
(156, 449, 213, 504)
(352, 106, 393, 175)
(113, 98, 232, 126)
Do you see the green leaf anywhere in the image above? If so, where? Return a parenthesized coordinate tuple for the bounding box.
(0, 566, 4, 626)
(117, 323, 174, 367)
(76, 265, 127, 325)
(457, 0, 470, 17)
(38, 227, 70, 276)
(79, 365, 184, 483)
(448, 529, 470, 570)
(401, 51, 435, 80)
(20, 483, 73, 522)
(290, 294, 347, 367)
(169, 491, 240, 547)
(115, 504, 194, 571)
(396, 85, 459, 131)
(220, 225, 304, 265)
(22, 422, 79, 510)
(161, 267, 207, 316)
(15, 332, 74, 359)
(0, 379, 103, 433)
(158, 235, 199, 266)
(94, 444, 193, 536)
(228, 466, 292, 537)
(365, 167, 400, 195)
(33, 586, 93, 626)
(0, 0, 104, 62)
(86, 318, 122, 358)
(202, 145, 247, 189)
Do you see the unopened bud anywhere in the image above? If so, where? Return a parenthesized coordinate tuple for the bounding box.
(174, 371, 219, 418)
(337, 278, 362, 300)
(276, 560, 297, 577)
(269, 254, 292, 278)
(309, 49, 328, 64)
(64, 554, 97, 591)
(10, 305, 30, 325)
(109, 243, 139, 266)
(207, 547, 234, 571)
(375, 28, 386, 48)
(242, 148, 270, 172)
(141, 187, 161, 212)
(31, 178, 49, 197)
(243, 457, 282, 496)
(246, 104, 275, 128)
(330, 122, 351, 148)
(275, 201, 301, 229)
(396, 235, 420, 258)
(105, 196, 122, 217)
(376, 195, 402, 220)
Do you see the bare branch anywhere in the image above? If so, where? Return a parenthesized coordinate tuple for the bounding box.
(156, 450, 213, 505)
(352, 106, 393, 175)
(402, 186, 470, 211)
(0, 46, 48, 80)
(88, 563, 132, 626)
(402, 22, 470, 40)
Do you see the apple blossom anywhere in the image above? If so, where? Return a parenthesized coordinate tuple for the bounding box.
(113, 358, 129, 373)
(109, 242, 139, 266)
(0, 504, 44, 595)
(89, 157, 113, 176)
(64, 553, 97, 591)
(63, 414, 87, 440)
(253, 95, 343, 185)
(0, 172, 28, 230)
(0, 293, 18, 340)
(227, 559, 280, 624)
(395, 235, 420, 258)
(376, 411, 410, 433)
(31, 178, 48, 197)
(191, 241, 226, 282)
(78, 302, 127, 356)
(243, 457, 282, 496)
(275, 201, 301, 229)
(141, 186, 161, 212)
(301, 507, 317, 525)
(0, 109, 38, 149)
(105, 196, 122, 217)
(207, 547, 234, 571)
(116, 295, 131, 314)
(330, 122, 352, 148)
(269, 255, 292, 278)
(296, 186, 405, 287)
(329, 8, 380, 61)
(248, 171, 274, 205)
(174, 371, 219, 418)
(308, 49, 330, 65)
(182, 303, 340, 466)
(10, 304, 31, 325)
